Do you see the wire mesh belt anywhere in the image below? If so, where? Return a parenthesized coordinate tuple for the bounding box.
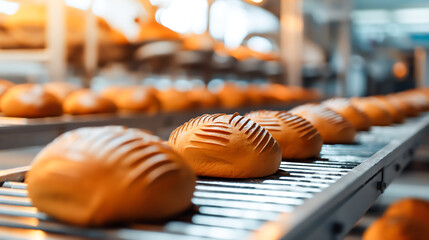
(0, 138, 388, 240)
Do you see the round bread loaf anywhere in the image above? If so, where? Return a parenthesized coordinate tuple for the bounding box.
(246, 85, 266, 106)
(26, 126, 196, 226)
(0, 79, 15, 112)
(290, 104, 356, 144)
(1, 84, 62, 118)
(323, 98, 371, 131)
(44, 82, 81, 103)
(372, 96, 405, 123)
(63, 89, 117, 115)
(351, 98, 393, 126)
(245, 110, 322, 159)
(216, 83, 248, 109)
(114, 87, 160, 113)
(363, 216, 429, 240)
(101, 85, 128, 103)
(265, 83, 295, 103)
(187, 87, 219, 109)
(168, 113, 281, 178)
(386, 95, 419, 117)
(156, 88, 194, 112)
(384, 198, 429, 225)
(395, 91, 428, 113)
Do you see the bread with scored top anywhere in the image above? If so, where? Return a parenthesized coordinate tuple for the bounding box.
(168, 113, 282, 178)
(245, 110, 322, 159)
(290, 104, 356, 144)
(26, 126, 196, 226)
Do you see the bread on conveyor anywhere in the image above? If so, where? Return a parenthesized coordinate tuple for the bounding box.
(290, 104, 356, 144)
(323, 98, 371, 131)
(0, 79, 15, 112)
(156, 88, 194, 112)
(44, 82, 81, 103)
(114, 86, 160, 113)
(384, 198, 429, 225)
(371, 96, 405, 124)
(216, 83, 248, 109)
(394, 91, 429, 113)
(363, 215, 429, 240)
(351, 97, 393, 126)
(246, 84, 267, 106)
(26, 126, 196, 226)
(63, 89, 117, 115)
(1, 83, 62, 118)
(386, 95, 420, 117)
(245, 110, 323, 159)
(100, 85, 127, 102)
(168, 113, 281, 178)
(187, 87, 219, 109)
(363, 198, 429, 240)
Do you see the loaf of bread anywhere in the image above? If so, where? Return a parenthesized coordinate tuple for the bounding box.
(187, 87, 219, 109)
(351, 98, 393, 126)
(323, 98, 371, 131)
(63, 89, 117, 115)
(290, 104, 356, 144)
(384, 198, 429, 225)
(44, 82, 81, 103)
(26, 126, 196, 226)
(363, 215, 428, 240)
(245, 110, 322, 159)
(372, 96, 405, 123)
(101, 85, 127, 103)
(168, 113, 281, 178)
(114, 86, 160, 113)
(363, 198, 429, 240)
(216, 83, 248, 109)
(0, 79, 15, 112)
(1, 84, 62, 118)
(386, 95, 419, 117)
(395, 91, 428, 113)
(246, 85, 266, 106)
(156, 88, 194, 112)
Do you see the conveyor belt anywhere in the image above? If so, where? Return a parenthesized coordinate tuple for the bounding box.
(0, 114, 428, 240)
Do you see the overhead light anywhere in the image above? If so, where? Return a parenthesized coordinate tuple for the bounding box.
(0, 0, 19, 15)
(393, 8, 429, 24)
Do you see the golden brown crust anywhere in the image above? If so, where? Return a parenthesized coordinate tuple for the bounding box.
(1, 83, 62, 118)
(26, 126, 195, 226)
(290, 104, 356, 144)
(245, 110, 323, 159)
(101, 86, 128, 103)
(114, 87, 160, 113)
(323, 98, 371, 131)
(63, 89, 117, 115)
(351, 98, 393, 126)
(187, 87, 219, 109)
(216, 83, 248, 109)
(372, 96, 406, 123)
(384, 198, 429, 225)
(363, 216, 429, 240)
(44, 82, 81, 103)
(394, 91, 428, 113)
(387, 95, 420, 117)
(156, 88, 195, 112)
(168, 113, 282, 178)
(0, 79, 15, 112)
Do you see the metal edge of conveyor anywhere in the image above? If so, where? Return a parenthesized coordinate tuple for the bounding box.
(252, 114, 429, 240)
(0, 103, 304, 150)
